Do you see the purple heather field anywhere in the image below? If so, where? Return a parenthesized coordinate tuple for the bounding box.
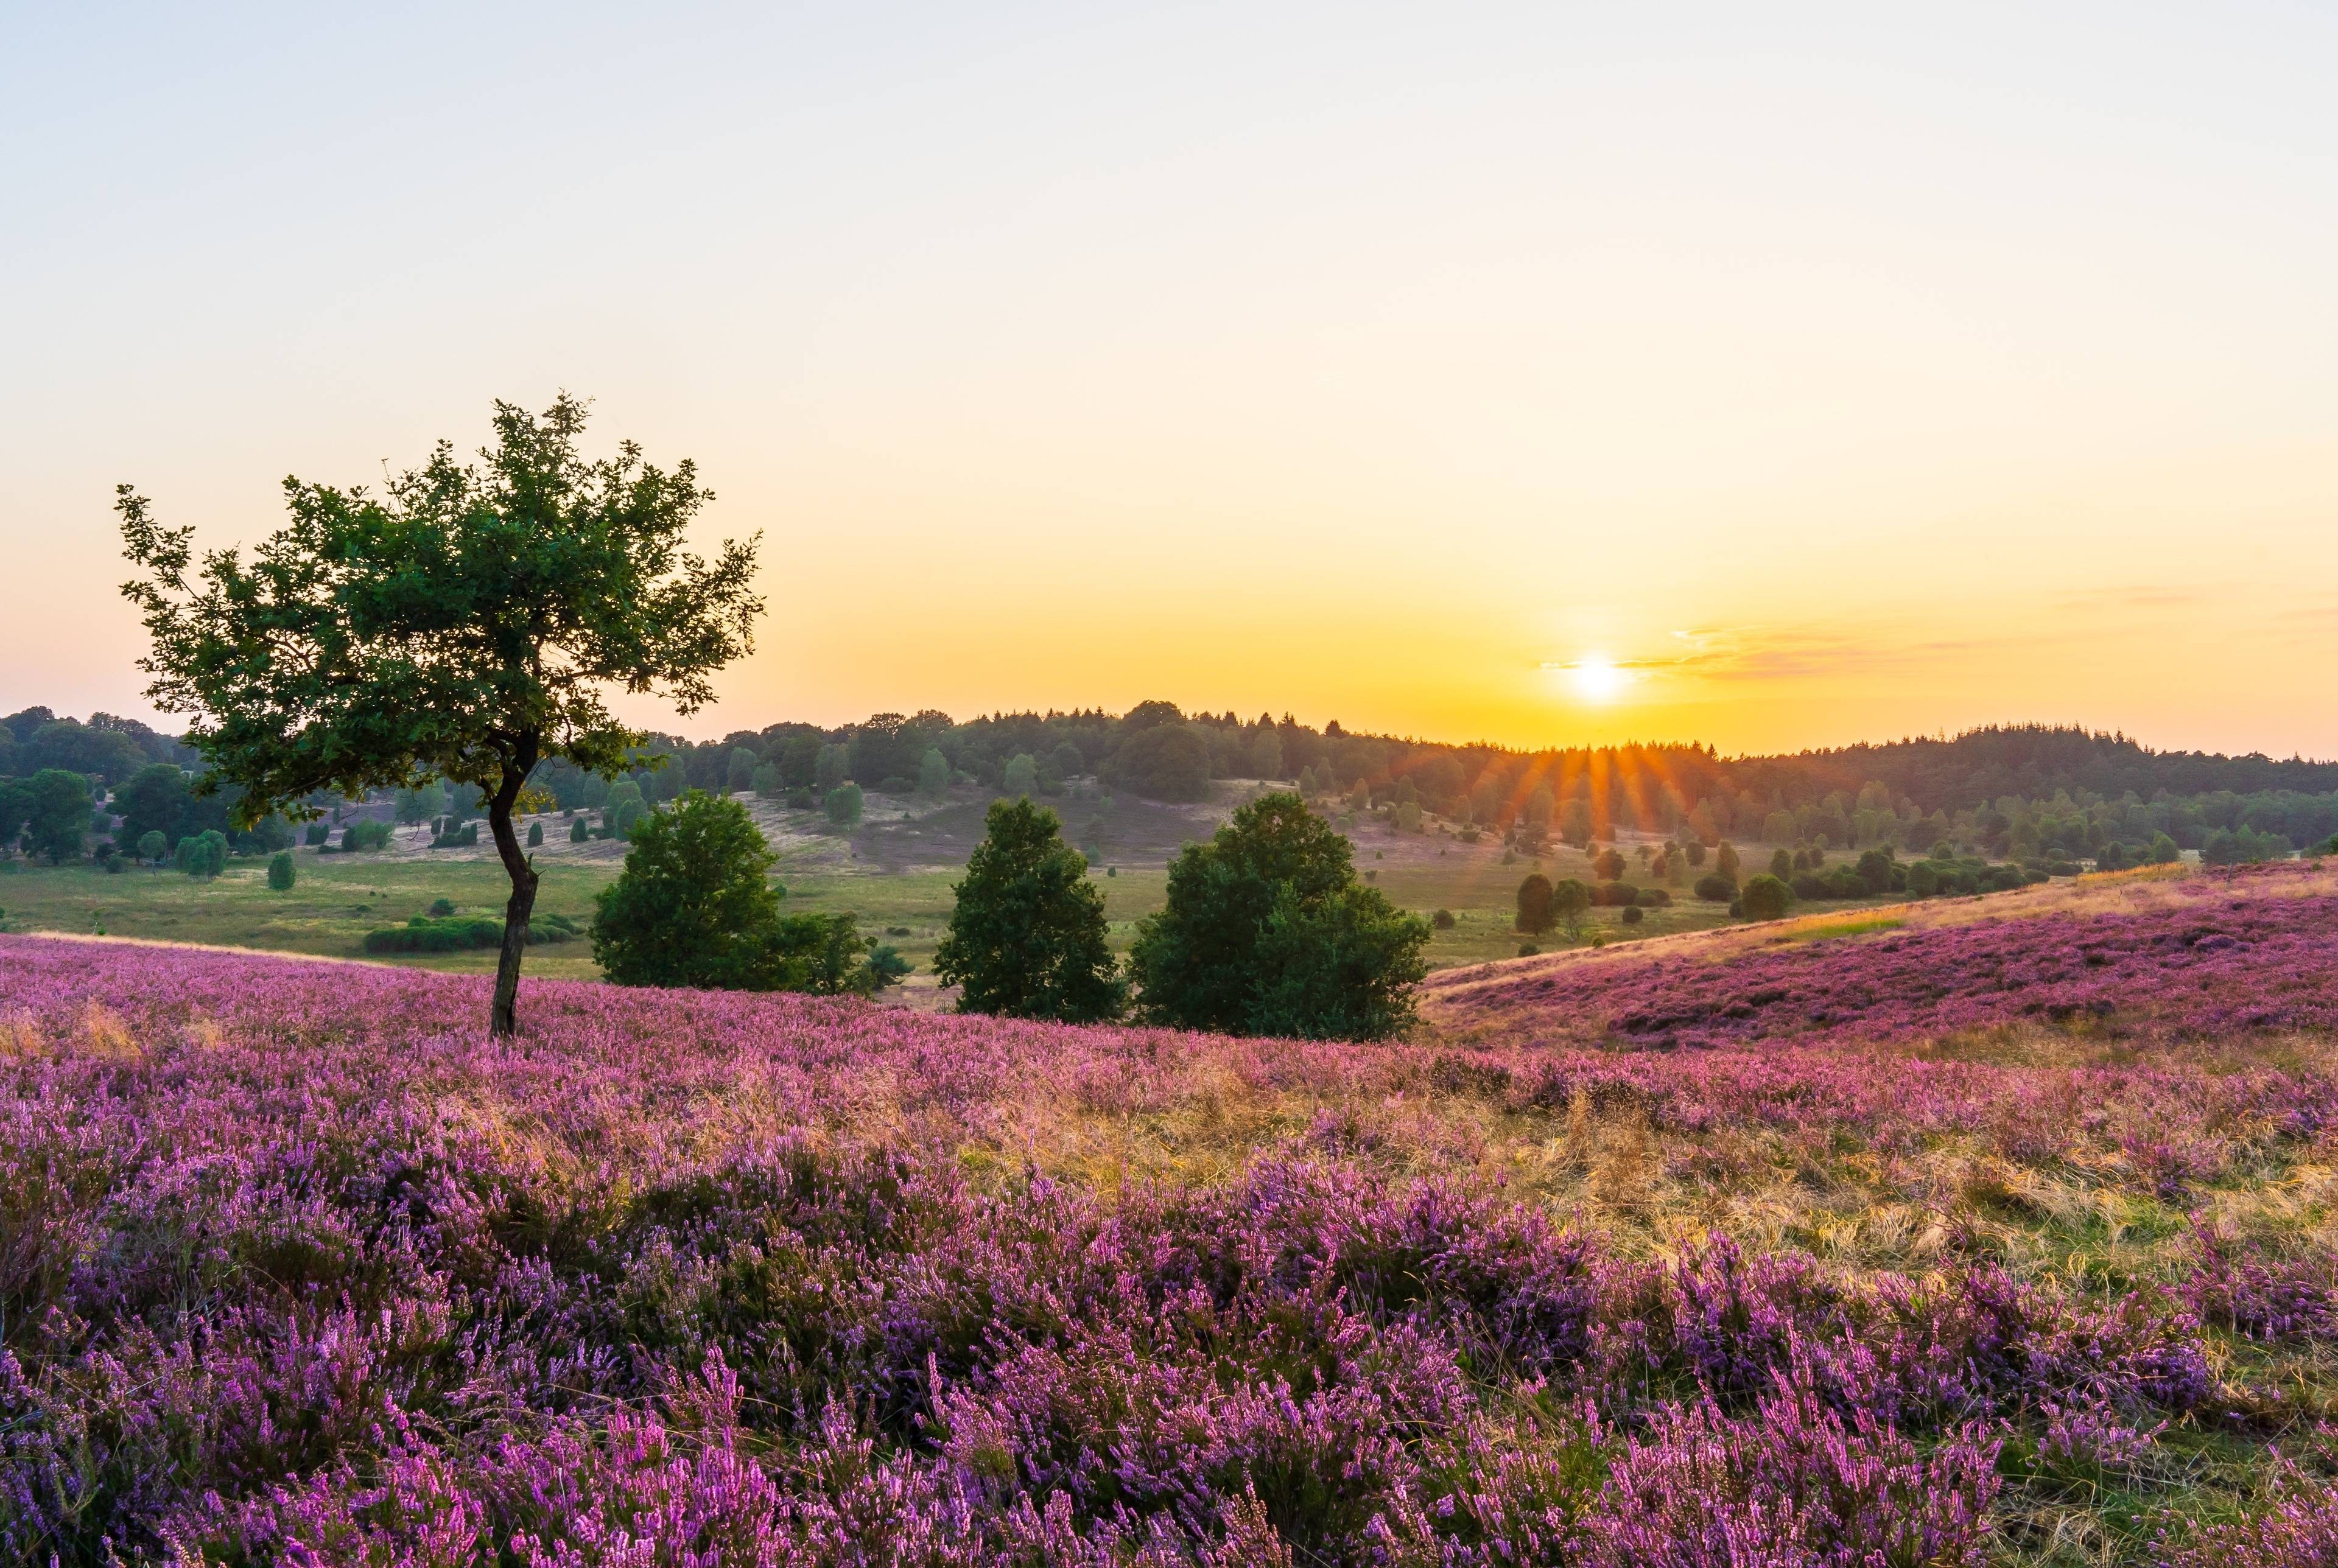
(2, 865, 2336, 1565)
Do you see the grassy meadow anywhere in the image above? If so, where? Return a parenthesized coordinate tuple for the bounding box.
(1, 782, 1867, 997)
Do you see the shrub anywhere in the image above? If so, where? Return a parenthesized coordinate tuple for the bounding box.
(340, 819, 393, 852)
(1431, 908, 1456, 929)
(1770, 847, 1793, 880)
(1593, 848, 1626, 881)
(1855, 847, 1896, 894)
(1715, 842, 1739, 881)
(935, 797, 1126, 1023)
(1694, 872, 1737, 903)
(1128, 793, 1428, 1040)
(570, 816, 590, 843)
(174, 830, 228, 878)
(1516, 873, 1555, 935)
(591, 790, 891, 995)
(1739, 872, 1792, 920)
(1550, 877, 1592, 938)
(917, 747, 951, 797)
(363, 916, 503, 953)
(813, 743, 851, 794)
(267, 851, 295, 891)
(429, 897, 457, 916)
(1622, 903, 1645, 925)
(136, 830, 167, 864)
(824, 783, 863, 827)
(1637, 886, 1671, 908)
(526, 820, 544, 847)
(1517, 942, 1539, 957)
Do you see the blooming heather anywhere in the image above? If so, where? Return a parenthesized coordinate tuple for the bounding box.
(0, 889, 2332, 1563)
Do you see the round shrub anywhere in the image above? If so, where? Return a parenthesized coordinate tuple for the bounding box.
(1621, 903, 1644, 925)
(1637, 886, 1671, 908)
(267, 851, 295, 891)
(1693, 872, 1737, 903)
(1431, 908, 1456, 929)
(1739, 872, 1792, 920)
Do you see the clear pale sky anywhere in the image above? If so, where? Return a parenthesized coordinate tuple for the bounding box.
(6, 4, 2334, 757)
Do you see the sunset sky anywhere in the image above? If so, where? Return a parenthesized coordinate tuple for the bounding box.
(6, 4, 2335, 757)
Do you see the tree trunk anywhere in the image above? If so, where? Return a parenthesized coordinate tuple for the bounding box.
(486, 746, 541, 1037)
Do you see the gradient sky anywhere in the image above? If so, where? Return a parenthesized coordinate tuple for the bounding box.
(6, 3, 2336, 757)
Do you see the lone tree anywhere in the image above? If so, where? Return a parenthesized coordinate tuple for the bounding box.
(935, 797, 1126, 1022)
(120, 394, 762, 1034)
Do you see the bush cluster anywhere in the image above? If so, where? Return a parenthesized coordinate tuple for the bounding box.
(361, 912, 580, 954)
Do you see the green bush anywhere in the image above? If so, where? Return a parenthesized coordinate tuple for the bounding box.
(592, 789, 891, 995)
(174, 830, 228, 879)
(824, 783, 863, 827)
(1621, 904, 1644, 925)
(1127, 793, 1427, 1040)
(1635, 886, 1671, 908)
(267, 852, 295, 891)
(136, 830, 167, 864)
(571, 816, 591, 843)
(1515, 873, 1554, 935)
(1431, 908, 1456, 929)
(1739, 872, 1792, 920)
(527, 820, 544, 847)
(362, 912, 578, 954)
(340, 818, 393, 852)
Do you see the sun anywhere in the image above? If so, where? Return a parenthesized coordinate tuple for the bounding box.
(1568, 654, 1630, 704)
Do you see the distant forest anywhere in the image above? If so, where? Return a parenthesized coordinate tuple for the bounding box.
(544, 707, 2338, 864)
(8, 701, 2337, 866)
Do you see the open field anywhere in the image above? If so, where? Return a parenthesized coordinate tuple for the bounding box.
(2, 860, 2333, 1563)
(5, 782, 1893, 996)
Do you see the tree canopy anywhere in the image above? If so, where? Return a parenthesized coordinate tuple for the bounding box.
(935, 797, 1125, 1023)
(119, 394, 762, 1033)
(1127, 792, 1427, 1040)
(593, 789, 893, 996)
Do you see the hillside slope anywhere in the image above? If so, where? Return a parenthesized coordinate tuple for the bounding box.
(1422, 861, 2338, 1051)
